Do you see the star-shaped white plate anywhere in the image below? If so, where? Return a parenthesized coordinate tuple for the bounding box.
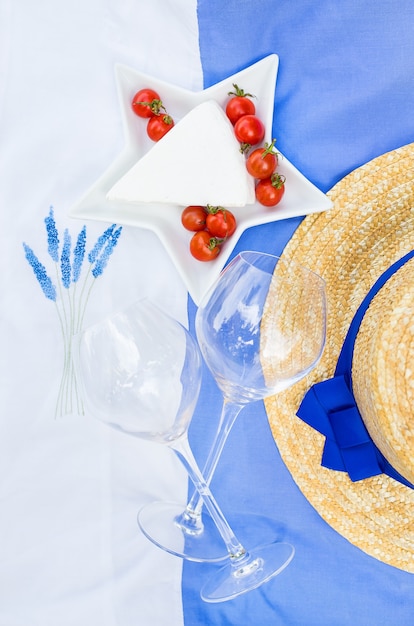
(69, 55, 332, 304)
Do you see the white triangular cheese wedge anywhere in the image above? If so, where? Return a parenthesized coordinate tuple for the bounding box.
(107, 100, 255, 207)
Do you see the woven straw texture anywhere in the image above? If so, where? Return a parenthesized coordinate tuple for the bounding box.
(265, 142, 414, 572)
(353, 257, 414, 486)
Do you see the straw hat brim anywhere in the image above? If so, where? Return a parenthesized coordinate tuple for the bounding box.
(264, 142, 414, 573)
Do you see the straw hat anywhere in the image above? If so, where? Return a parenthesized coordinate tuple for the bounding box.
(264, 142, 414, 573)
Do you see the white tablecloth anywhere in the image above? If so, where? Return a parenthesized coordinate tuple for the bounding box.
(1, 2, 200, 624)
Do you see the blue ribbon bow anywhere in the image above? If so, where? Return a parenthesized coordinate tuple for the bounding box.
(297, 251, 414, 489)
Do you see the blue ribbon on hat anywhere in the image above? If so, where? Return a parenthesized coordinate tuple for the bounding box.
(297, 250, 414, 488)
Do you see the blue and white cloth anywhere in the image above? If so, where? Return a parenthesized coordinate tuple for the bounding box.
(1, 1, 413, 625)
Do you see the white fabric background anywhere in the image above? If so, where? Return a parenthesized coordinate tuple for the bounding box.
(0, 1, 202, 624)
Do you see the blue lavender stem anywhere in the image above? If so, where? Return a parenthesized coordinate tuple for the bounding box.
(72, 226, 86, 284)
(44, 207, 59, 262)
(65, 225, 87, 415)
(60, 228, 72, 289)
(76, 225, 123, 333)
(88, 224, 116, 264)
(22, 243, 57, 301)
(91, 226, 122, 278)
(54, 300, 72, 417)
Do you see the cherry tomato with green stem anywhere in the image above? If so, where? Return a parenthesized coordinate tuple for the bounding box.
(246, 139, 279, 180)
(131, 88, 163, 118)
(190, 231, 222, 261)
(205, 205, 237, 238)
(226, 84, 256, 125)
(255, 173, 286, 207)
(234, 115, 265, 152)
(181, 206, 207, 231)
(147, 113, 174, 141)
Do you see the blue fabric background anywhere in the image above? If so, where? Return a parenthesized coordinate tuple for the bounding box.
(184, 1, 414, 624)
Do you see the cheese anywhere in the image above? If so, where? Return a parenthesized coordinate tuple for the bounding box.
(107, 100, 255, 207)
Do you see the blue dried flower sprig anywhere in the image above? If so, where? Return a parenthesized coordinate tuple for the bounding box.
(72, 226, 86, 284)
(92, 226, 123, 278)
(61, 228, 72, 289)
(45, 208, 60, 263)
(23, 243, 57, 301)
(23, 207, 123, 416)
(88, 223, 117, 265)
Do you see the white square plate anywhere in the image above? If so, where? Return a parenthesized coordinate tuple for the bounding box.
(69, 55, 332, 304)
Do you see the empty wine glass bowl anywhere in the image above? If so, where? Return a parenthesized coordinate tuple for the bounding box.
(195, 250, 326, 402)
(75, 299, 202, 443)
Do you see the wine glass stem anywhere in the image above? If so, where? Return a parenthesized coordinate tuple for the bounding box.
(187, 400, 244, 517)
(172, 436, 248, 561)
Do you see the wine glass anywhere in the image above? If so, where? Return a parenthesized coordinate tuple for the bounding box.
(74, 298, 295, 603)
(138, 251, 327, 562)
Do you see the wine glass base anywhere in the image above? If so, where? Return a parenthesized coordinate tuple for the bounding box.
(138, 500, 226, 562)
(201, 541, 294, 603)
(138, 500, 283, 563)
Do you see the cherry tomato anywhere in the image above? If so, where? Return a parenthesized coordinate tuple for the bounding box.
(190, 231, 222, 262)
(131, 88, 163, 118)
(234, 115, 265, 150)
(226, 97, 255, 125)
(181, 206, 207, 231)
(255, 173, 286, 207)
(147, 113, 174, 141)
(246, 140, 279, 179)
(226, 84, 256, 125)
(205, 206, 237, 238)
